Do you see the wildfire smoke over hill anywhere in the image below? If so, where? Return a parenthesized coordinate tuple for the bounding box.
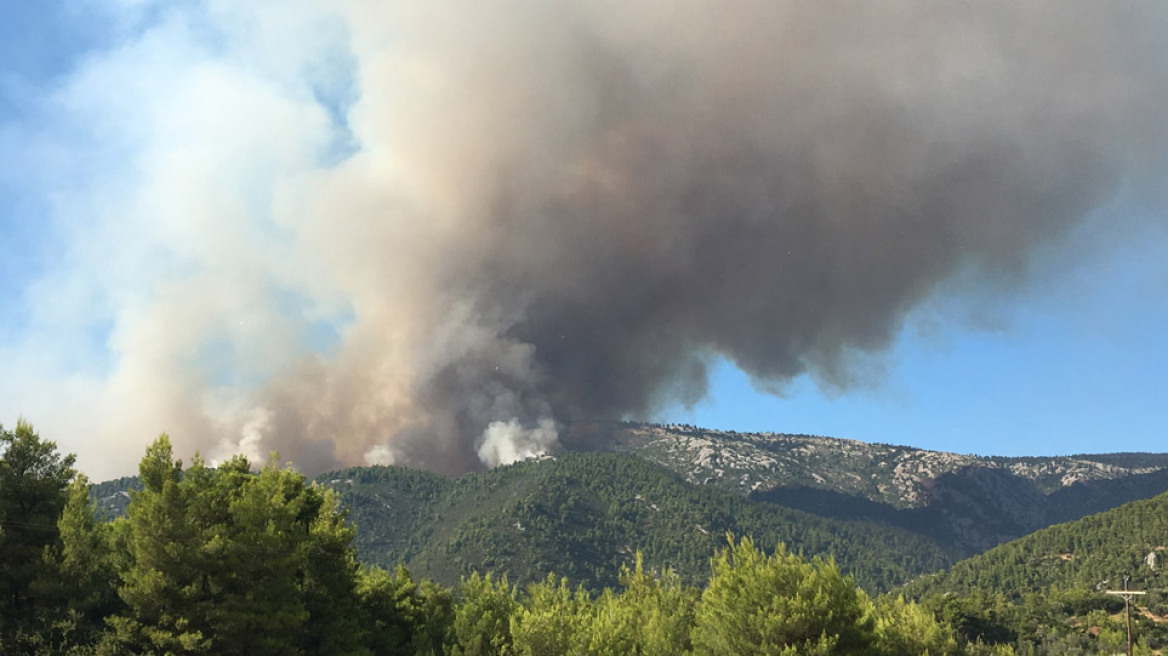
(4, 2, 1167, 477)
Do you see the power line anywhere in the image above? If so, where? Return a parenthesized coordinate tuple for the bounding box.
(0, 519, 60, 533)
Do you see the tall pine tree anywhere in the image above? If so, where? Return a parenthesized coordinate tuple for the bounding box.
(0, 420, 76, 650)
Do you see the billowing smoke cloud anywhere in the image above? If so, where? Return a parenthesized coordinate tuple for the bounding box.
(3, 1, 1167, 478)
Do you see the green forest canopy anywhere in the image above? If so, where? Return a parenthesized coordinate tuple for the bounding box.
(3, 419, 1166, 655)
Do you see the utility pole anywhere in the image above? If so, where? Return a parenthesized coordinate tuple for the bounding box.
(1105, 576, 1146, 656)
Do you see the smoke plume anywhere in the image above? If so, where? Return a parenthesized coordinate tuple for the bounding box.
(4, 1, 1167, 477)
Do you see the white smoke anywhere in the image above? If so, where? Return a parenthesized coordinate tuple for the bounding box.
(363, 443, 397, 467)
(211, 406, 273, 467)
(477, 418, 559, 468)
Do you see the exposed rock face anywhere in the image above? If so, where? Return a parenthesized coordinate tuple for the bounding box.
(563, 422, 1168, 554)
(91, 421, 1168, 559)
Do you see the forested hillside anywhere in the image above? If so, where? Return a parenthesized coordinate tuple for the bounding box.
(85, 424, 1168, 597)
(906, 490, 1168, 599)
(901, 491, 1168, 653)
(88, 475, 140, 518)
(7, 419, 1167, 654)
(0, 419, 993, 655)
(570, 422, 1168, 554)
(316, 453, 955, 593)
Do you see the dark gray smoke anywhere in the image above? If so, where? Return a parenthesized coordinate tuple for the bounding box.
(256, 1, 1168, 474)
(282, 0, 1167, 474)
(21, 1, 1167, 477)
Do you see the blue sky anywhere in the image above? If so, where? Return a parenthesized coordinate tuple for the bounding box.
(2, 2, 1167, 478)
(663, 207, 1168, 456)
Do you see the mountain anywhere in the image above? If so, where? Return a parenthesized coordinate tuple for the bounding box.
(895, 490, 1168, 651)
(314, 452, 954, 593)
(903, 489, 1168, 601)
(564, 422, 1168, 554)
(88, 422, 1168, 598)
(89, 475, 141, 518)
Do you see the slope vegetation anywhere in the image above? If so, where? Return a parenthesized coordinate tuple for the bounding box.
(566, 422, 1168, 554)
(318, 452, 955, 593)
(905, 489, 1168, 600)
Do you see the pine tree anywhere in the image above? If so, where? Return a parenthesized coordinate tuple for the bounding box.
(357, 564, 453, 655)
(449, 572, 517, 656)
(297, 484, 371, 656)
(870, 595, 960, 656)
(104, 435, 210, 653)
(585, 554, 697, 655)
(0, 420, 77, 650)
(691, 537, 876, 655)
(104, 437, 377, 654)
(509, 574, 591, 655)
(34, 473, 121, 652)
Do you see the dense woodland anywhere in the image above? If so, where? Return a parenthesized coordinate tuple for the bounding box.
(313, 454, 955, 593)
(2, 419, 1166, 654)
(904, 489, 1168, 653)
(565, 421, 1168, 560)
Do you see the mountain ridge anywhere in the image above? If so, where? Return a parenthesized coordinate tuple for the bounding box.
(563, 421, 1168, 502)
(563, 421, 1168, 554)
(903, 488, 1168, 601)
(313, 452, 956, 594)
(88, 422, 1168, 595)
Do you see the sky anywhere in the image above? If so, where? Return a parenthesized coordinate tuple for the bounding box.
(2, 1, 1167, 481)
(664, 213, 1168, 456)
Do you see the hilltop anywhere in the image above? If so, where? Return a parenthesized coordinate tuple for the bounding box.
(88, 422, 1168, 595)
(315, 452, 953, 594)
(897, 489, 1168, 651)
(565, 422, 1168, 553)
(904, 489, 1168, 600)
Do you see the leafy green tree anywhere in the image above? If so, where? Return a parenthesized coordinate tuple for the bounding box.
(359, 565, 424, 654)
(103, 435, 209, 653)
(870, 595, 960, 656)
(585, 554, 697, 655)
(358, 564, 454, 655)
(299, 485, 372, 656)
(448, 572, 517, 656)
(195, 455, 317, 655)
(509, 574, 592, 656)
(104, 436, 380, 655)
(33, 473, 121, 653)
(926, 593, 1018, 647)
(0, 419, 77, 649)
(411, 578, 456, 655)
(691, 537, 876, 655)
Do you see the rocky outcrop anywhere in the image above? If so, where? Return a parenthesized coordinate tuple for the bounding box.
(563, 421, 1168, 554)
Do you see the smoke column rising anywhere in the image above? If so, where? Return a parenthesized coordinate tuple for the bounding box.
(4, 1, 1167, 477)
